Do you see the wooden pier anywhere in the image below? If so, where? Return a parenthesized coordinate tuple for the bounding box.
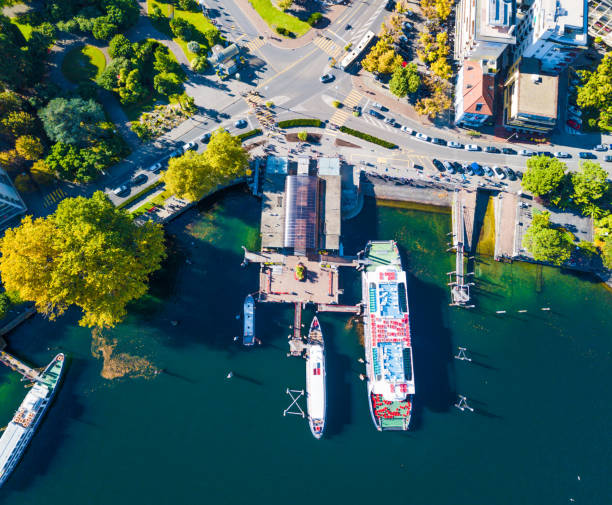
(289, 303, 305, 357)
(0, 350, 41, 382)
(449, 191, 474, 307)
(317, 304, 362, 314)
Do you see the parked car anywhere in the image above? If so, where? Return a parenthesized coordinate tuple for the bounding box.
(554, 151, 571, 158)
(432, 137, 446, 146)
(353, 105, 362, 116)
(604, 155, 612, 162)
(485, 146, 500, 153)
(465, 163, 475, 176)
(448, 141, 464, 149)
(502, 147, 517, 155)
(465, 144, 480, 151)
(372, 102, 384, 110)
(200, 132, 211, 143)
(368, 109, 383, 119)
(183, 141, 197, 151)
(519, 149, 535, 156)
(432, 159, 445, 172)
(234, 119, 248, 128)
(593, 144, 608, 151)
(472, 163, 484, 176)
(320, 73, 334, 83)
(505, 167, 517, 180)
(483, 166, 494, 177)
(579, 152, 596, 159)
(402, 21, 413, 31)
(415, 132, 429, 142)
(131, 173, 148, 186)
(147, 162, 162, 173)
(345, 24, 352, 30)
(494, 166, 506, 179)
(568, 114, 582, 125)
(443, 161, 455, 173)
(169, 149, 182, 158)
(383, 117, 395, 125)
(540, 151, 554, 157)
(112, 184, 129, 196)
(400, 125, 413, 134)
(567, 119, 580, 130)
(568, 105, 582, 117)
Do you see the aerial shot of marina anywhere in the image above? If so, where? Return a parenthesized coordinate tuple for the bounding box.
(0, 0, 611, 503)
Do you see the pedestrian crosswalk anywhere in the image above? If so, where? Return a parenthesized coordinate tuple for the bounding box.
(328, 89, 364, 128)
(43, 188, 66, 208)
(313, 36, 344, 60)
(245, 38, 266, 53)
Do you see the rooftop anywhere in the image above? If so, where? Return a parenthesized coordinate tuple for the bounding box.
(539, 0, 587, 45)
(461, 61, 495, 116)
(514, 58, 558, 118)
(476, 0, 517, 42)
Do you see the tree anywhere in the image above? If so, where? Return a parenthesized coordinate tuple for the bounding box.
(298, 131, 308, 141)
(154, 47, 181, 74)
(39, 98, 105, 145)
(577, 52, 612, 132)
(170, 18, 194, 41)
(92, 17, 118, 40)
(178, 0, 198, 10)
(389, 63, 420, 97)
(602, 236, 612, 269)
(109, 34, 134, 59)
(118, 68, 147, 104)
(1, 111, 36, 137)
(153, 72, 183, 96)
(15, 135, 44, 161)
(362, 37, 403, 75)
(161, 129, 248, 201)
(0, 90, 23, 116)
(278, 0, 293, 11)
(191, 55, 207, 73)
(522, 211, 574, 266)
(0, 192, 166, 328)
(571, 161, 609, 212)
(187, 41, 201, 54)
(521, 155, 566, 196)
(0, 149, 20, 173)
(44, 142, 105, 182)
(0, 14, 31, 89)
(97, 57, 130, 90)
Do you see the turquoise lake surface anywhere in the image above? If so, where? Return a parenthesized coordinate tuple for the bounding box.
(0, 189, 610, 504)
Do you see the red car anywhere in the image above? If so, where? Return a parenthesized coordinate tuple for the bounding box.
(567, 119, 580, 130)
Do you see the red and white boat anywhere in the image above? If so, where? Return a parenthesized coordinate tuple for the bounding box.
(306, 317, 326, 439)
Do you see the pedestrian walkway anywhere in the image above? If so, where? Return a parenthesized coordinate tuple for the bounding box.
(43, 188, 67, 208)
(328, 89, 363, 127)
(313, 35, 343, 60)
(245, 37, 266, 53)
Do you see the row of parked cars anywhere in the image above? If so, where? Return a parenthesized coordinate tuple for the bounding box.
(432, 159, 521, 181)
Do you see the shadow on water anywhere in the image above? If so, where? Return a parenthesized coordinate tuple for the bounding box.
(342, 196, 379, 254)
(409, 275, 455, 428)
(231, 372, 263, 386)
(317, 313, 352, 438)
(3, 356, 86, 495)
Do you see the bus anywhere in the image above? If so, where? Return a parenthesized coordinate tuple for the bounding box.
(339, 30, 375, 71)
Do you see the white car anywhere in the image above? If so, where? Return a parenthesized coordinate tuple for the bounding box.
(568, 105, 582, 117)
(147, 162, 162, 173)
(401, 125, 414, 134)
(372, 102, 383, 109)
(415, 132, 429, 142)
(519, 149, 535, 156)
(494, 166, 506, 179)
(554, 151, 571, 158)
(383, 117, 394, 125)
(448, 141, 464, 149)
(112, 185, 129, 196)
(183, 141, 198, 152)
(465, 144, 480, 151)
(594, 144, 608, 151)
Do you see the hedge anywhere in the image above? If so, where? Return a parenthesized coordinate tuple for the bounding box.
(339, 126, 397, 149)
(277, 118, 323, 128)
(237, 128, 263, 142)
(117, 180, 164, 210)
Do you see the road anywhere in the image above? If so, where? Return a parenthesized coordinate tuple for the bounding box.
(28, 0, 609, 214)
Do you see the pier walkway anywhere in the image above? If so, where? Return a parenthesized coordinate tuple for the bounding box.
(317, 304, 362, 314)
(0, 350, 40, 382)
(449, 190, 473, 307)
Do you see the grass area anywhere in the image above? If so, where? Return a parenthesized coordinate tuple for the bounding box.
(339, 126, 397, 149)
(147, 0, 217, 60)
(130, 189, 172, 216)
(118, 180, 164, 209)
(237, 129, 262, 142)
(277, 119, 322, 128)
(248, 0, 310, 37)
(61, 45, 107, 84)
(10, 18, 33, 40)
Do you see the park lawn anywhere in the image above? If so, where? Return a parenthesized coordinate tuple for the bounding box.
(10, 18, 33, 40)
(62, 45, 107, 84)
(147, 0, 216, 59)
(249, 0, 310, 37)
(131, 189, 173, 216)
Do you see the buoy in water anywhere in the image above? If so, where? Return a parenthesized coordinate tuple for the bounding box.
(226, 371, 234, 379)
(359, 374, 365, 381)
(235, 314, 240, 320)
(233, 336, 239, 342)
(358, 358, 365, 363)
(171, 320, 178, 326)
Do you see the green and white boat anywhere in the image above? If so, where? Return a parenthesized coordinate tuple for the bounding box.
(0, 353, 65, 486)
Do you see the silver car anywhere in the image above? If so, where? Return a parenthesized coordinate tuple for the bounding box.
(415, 132, 429, 142)
(554, 151, 571, 158)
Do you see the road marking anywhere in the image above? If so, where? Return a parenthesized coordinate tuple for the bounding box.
(43, 188, 66, 208)
(313, 36, 343, 60)
(256, 47, 320, 90)
(328, 89, 363, 127)
(245, 38, 266, 53)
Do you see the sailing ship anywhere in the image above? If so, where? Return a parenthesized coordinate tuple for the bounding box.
(243, 294, 255, 346)
(0, 353, 66, 486)
(361, 241, 414, 431)
(305, 317, 326, 439)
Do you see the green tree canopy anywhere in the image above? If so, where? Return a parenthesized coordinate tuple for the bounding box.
(39, 97, 105, 145)
(153, 72, 183, 96)
(571, 161, 610, 212)
(161, 129, 249, 201)
(521, 155, 566, 196)
(389, 63, 420, 98)
(577, 52, 612, 132)
(0, 192, 166, 328)
(1, 111, 36, 137)
(15, 135, 44, 161)
(108, 34, 134, 59)
(522, 211, 574, 266)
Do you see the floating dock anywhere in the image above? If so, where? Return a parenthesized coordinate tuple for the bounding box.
(0, 351, 41, 382)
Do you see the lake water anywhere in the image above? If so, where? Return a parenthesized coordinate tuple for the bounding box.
(0, 189, 610, 505)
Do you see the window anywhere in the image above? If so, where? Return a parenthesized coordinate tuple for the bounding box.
(475, 103, 483, 111)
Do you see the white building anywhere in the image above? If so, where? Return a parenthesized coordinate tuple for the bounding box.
(454, 0, 517, 73)
(0, 169, 26, 231)
(515, 0, 588, 73)
(588, 0, 612, 47)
